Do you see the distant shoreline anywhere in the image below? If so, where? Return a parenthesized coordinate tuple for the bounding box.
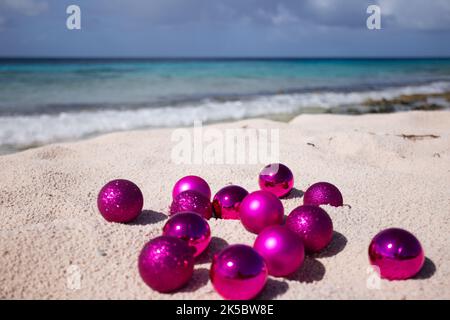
(2, 59, 450, 154)
(1, 102, 448, 156)
(1, 88, 449, 155)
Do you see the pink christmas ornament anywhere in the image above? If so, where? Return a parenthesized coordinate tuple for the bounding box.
(369, 228, 424, 280)
(162, 212, 211, 257)
(286, 205, 333, 253)
(172, 175, 211, 200)
(303, 181, 343, 207)
(253, 225, 305, 277)
(97, 179, 144, 223)
(210, 244, 268, 300)
(212, 185, 249, 219)
(169, 190, 212, 219)
(258, 163, 294, 198)
(138, 236, 194, 293)
(239, 190, 284, 234)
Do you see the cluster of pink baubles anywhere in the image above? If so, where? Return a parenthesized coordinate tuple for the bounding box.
(97, 163, 425, 300)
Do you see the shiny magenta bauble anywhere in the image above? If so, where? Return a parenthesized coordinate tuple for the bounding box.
(253, 225, 304, 277)
(172, 175, 211, 200)
(239, 190, 284, 234)
(286, 205, 333, 253)
(210, 244, 268, 300)
(212, 185, 249, 219)
(258, 163, 294, 198)
(138, 236, 195, 293)
(369, 228, 425, 280)
(162, 212, 211, 257)
(97, 179, 144, 223)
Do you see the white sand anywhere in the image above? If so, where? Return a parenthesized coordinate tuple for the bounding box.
(0, 111, 449, 299)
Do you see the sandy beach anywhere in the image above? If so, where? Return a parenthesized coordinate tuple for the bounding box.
(0, 110, 449, 299)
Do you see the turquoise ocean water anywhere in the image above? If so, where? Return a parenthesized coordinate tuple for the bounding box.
(1, 58, 450, 152)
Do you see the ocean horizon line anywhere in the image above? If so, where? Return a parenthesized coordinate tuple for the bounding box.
(2, 56, 450, 62)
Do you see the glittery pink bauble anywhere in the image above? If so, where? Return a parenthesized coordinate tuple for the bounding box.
(162, 212, 211, 257)
(286, 205, 333, 253)
(239, 190, 284, 234)
(303, 182, 343, 207)
(369, 228, 424, 280)
(210, 244, 268, 300)
(258, 163, 294, 198)
(97, 179, 144, 223)
(172, 175, 211, 200)
(212, 185, 249, 219)
(169, 190, 212, 219)
(138, 236, 195, 293)
(253, 225, 305, 277)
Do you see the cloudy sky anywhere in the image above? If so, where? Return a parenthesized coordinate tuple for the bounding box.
(1, 0, 450, 57)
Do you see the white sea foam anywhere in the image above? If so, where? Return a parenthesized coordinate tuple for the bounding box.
(1, 81, 450, 151)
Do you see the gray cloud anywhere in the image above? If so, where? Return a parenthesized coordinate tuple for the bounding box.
(379, 0, 450, 30)
(93, 0, 450, 30)
(2, 0, 450, 30)
(0, 0, 48, 16)
(1, 0, 450, 57)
